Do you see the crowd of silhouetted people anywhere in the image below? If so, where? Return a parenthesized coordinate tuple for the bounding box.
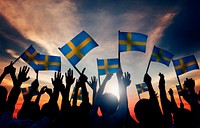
(0, 62, 200, 128)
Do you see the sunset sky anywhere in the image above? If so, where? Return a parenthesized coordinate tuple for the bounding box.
(0, 0, 200, 119)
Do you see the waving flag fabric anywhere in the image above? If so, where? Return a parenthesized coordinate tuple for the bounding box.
(37, 54, 61, 71)
(20, 45, 40, 72)
(136, 82, 149, 94)
(150, 46, 174, 66)
(59, 30, 98, 66)
(21, 86, 39, 96)
(97, 58, 119, 76)
(176, 84, 190, 96)
(71, 87, 82, 100)
(173, 55, 199, 76)
(119, 31, 148, 53)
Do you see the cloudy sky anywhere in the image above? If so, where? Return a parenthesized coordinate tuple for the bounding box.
(0, 0, 200, 119)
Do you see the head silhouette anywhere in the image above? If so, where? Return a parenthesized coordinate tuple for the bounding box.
(41, 102, 59, 120)
(134, 99, 156, 127)
(18, 101, 40, 122)
(99, 93, 118, 115)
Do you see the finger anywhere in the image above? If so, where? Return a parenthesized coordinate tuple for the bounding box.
(61, 75, 64, 80)
(26, 67, 30, 74)
(19, 67, 22, 73)
(51, 78, 54, 83)
(54, 72, 57, 79)
(71, 69, 73, 76)
(26, 76, 30, 81)
(82, 68, 86, 74)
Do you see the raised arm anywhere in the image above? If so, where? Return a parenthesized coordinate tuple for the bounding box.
(60, 68, 75, 111)
(122, 72, 139, 128)
(50, 72, 63, 103)
(35, 86, 47, 104)
(6, 66, 30, 114)
(158, 73, 173, 128)
(88, 76, 97, 105)
(168, 88, 178, 113)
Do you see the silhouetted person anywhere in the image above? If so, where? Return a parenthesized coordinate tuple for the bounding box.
(58, 68, 75, 128)
(89, 67, 127, 128)
(134, 73, 163, 128)
(158, 73, 173, 128)
(17, 78, 41, 122)
(40, 71, 62, 128)
(69, 68, 92, 128)
(122, 72, 140, 128)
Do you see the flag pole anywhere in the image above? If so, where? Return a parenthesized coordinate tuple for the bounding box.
(145, 60, 151, 74)
(72, 64, 92, 89)
(12, 56, 21, 64)
(13, 44, 33, 65)
(176, 75, 183, 104)
(118, 30, 122, 69)
(138, 93, 141, 100)
(36, 71, 39, 80)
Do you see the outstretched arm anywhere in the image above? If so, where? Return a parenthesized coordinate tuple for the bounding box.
(6, 66, 30, 114)
(122, 72, 139, 127)
(50, 72, 64, 104)
(88, 76, 97, 105)
(60, 68, 75, 111)
(168, 88, 178, 113)
(0, 62, 14, 84)
(35, 86, 47, 104)
(158, 73, 173, 127)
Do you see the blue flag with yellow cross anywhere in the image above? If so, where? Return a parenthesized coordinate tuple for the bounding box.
(136, 82, 149, 94)
(97, 58, 119, 76)
(172, 55, 199, 76)
(20, 45, 40, 72)
(59, 30, 98, 66)
(150, 46, 174, 66)
(37, 54, 61, 71)
(119, 31, 148, 53)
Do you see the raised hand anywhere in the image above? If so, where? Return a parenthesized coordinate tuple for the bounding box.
(18, 66, 30, 83)
(168, 88, 174, 96)
(122, 72, 131, 87)
(45, 87, 53, 97)
(31, 79, 39, 91)
(0, 61, 16, 84)
(51, 72, 64, 88)
(79, 68, 88, 83)
(89, 76, 97, 91)
(40, 86, 47, 94)
(143, 73, 151, 84)
(65, 68, 75, 87)
(158, 73, 165, 88)
(184, 78, 195, 92)
(3, 61, 15, 75)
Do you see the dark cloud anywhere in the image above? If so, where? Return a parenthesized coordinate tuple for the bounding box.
(0, 14, 46, 61)
(159, 0, 200, 57)
(73, 0, 180, 15)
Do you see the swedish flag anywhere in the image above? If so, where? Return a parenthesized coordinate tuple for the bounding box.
(97, 58, 119, 76)
(136, 82, 148, 94)
(59, 31, 98, 66)
(20, 45, 40, 72)
(150, 46, 174, 66)
(176, 85, 182, 96)
(71, 87, 82, 100)
(119, 31, 148, 53)
(37, 54, 61, 71)
(173, 55, 199, 76)
(21, 86, 39, 96)
(176, 84, 190, 96)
